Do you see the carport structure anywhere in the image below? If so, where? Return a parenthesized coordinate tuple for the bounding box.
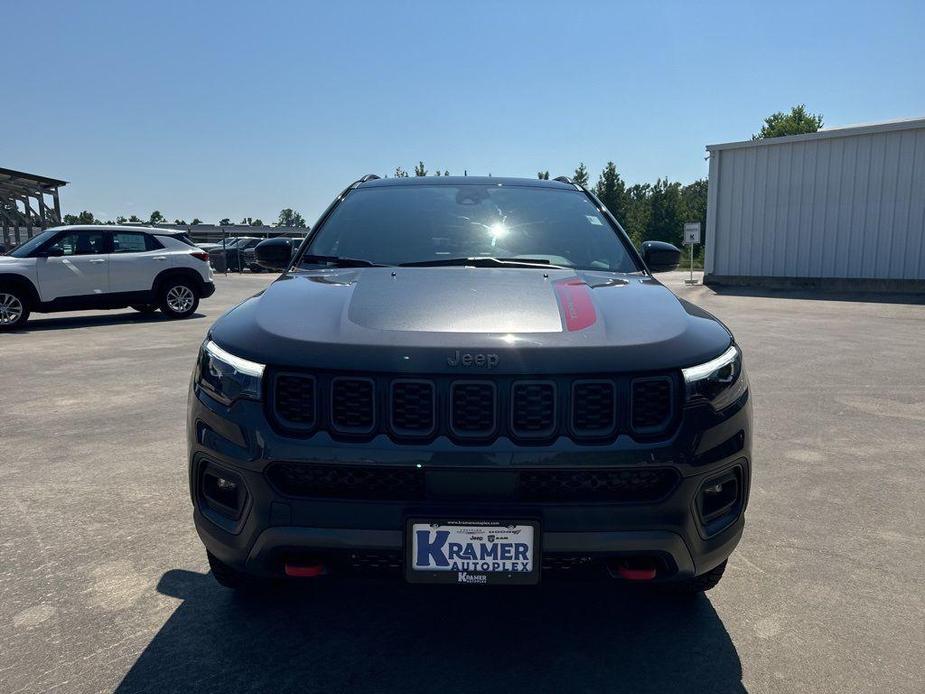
(0, 166, 67, 247)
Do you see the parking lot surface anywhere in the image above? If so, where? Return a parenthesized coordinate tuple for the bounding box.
(1, 272, 923, 693)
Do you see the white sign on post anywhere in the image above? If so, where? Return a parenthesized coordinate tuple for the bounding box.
(682, 222, 701, 285)
(684, 222, 701, 246)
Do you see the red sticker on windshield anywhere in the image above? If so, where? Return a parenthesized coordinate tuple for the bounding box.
(554, 279, 596, 331)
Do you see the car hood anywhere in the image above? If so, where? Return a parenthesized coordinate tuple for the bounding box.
(210, 267, 732, 374)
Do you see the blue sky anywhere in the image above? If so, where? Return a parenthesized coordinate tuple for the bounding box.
(4, 0, 924, 224)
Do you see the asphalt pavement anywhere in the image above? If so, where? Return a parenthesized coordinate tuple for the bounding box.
(1, 272, 922, 693)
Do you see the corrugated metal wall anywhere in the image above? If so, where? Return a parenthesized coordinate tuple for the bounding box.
(705, 120, 925, 281)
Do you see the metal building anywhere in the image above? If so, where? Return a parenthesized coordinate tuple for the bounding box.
(704, 117, 925, 291)
(0, 167, 67, 248)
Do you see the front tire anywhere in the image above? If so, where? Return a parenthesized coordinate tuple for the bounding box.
(663, 560, 727, 596)
(0, 289, 30, 331)
(159, 279, 199, 318)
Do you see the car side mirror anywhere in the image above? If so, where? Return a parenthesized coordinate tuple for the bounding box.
(639, 241, 681, 273)
(255, 238, 292, 271)
(38, 247, 65, 258)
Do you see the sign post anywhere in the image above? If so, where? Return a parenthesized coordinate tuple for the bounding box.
(683, 222, 701, 285)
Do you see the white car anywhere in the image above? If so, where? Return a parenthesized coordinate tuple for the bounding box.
(0, 225, 215, 330)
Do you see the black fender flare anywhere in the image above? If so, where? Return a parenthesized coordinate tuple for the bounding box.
(0, 273, 41, 307)
(152, 268, 206, 297)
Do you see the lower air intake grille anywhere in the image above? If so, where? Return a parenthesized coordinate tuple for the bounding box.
(274, 374, 316, 428)
(511, 381, 557, 437)
(331, 377, 375, 434)
(267, 463, 425, 500)
(450, 382, 496, 436)
(518, 468, 678, 502)
(631, 377, 673, 433)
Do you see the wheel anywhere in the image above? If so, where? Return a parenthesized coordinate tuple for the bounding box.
(0, 288, 30, 331)
(130, 304, 157, 314)
(662, 560, 727, 596)
(159, 279, 199, 318)
(207, 551, 247, 590)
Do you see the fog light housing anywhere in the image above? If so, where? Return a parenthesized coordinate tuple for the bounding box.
(697, 468, 741, 535)
(200, 465, 247, 521)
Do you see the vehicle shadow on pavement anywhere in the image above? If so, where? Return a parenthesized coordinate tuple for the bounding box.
(116, 569, 744, 694)
(7, 312, 205, 332)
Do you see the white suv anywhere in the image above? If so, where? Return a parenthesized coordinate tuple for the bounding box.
(0, 225, 215, 330)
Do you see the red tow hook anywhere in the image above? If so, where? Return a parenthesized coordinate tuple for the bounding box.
(610, 559, 657, 581)
(284, 561, 327, 578)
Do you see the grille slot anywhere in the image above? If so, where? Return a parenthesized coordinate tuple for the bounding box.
(330, 377, 376, 434)
(267, 463, 425, 500)
(519, 468, 679, 503)
(390, 380, 435, 437)
(631, 377, 674, 433)
(511, 381, 557, 438)
(273, 374, 316, 429)
(571, 380, 616, 437)
(450, 381, 496, 437)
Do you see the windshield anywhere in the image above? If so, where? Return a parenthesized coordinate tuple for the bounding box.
(8, 229, 57, 257)
(303, 184, 640, 272)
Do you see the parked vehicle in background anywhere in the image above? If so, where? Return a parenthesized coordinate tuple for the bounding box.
(0, 225, 214, 330)
(189, 175, 751, 594)
(242, 237, 305, 272)
(208, 237, 262, 273)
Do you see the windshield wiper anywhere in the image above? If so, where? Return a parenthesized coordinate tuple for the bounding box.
(399, 256, 566, 269)
(299, 254, 388, 268)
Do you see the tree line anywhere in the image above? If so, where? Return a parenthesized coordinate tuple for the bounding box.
(62, 208, 309, 228)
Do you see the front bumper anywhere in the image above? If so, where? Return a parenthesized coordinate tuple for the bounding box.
(189, 385, 752, 582)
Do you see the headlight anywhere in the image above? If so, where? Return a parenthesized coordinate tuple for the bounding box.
(196, 340, 265, 404)
(682, 344, 747, 410)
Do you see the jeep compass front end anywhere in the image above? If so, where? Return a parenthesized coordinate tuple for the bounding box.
(188, 175, 751, 592)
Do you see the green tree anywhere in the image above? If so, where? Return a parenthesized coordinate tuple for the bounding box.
(414, 161, 427, 176)
(645, 178, 684, 245)
(753, 105, 823, 139)
(594, 162, 627, 222)
(174, 218, 187, 225)
(573, 162, 589, 187)
(679, 179, 708, 234)
(63, 210, 98, 225)
(191, 218, 203, 225)
(218, 218, 232, 226)
(128, 215, 143, 223)
(147, 210, 166, 226)
(239, 217, 263, 226)
(115, 216, 128, 224)
(276, 208, 307, 228)
(537, 171, 549, 180)
(394, 167, 409, 178)
(622, 184, 651, 246)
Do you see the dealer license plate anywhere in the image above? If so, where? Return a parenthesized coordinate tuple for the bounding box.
(406, 520, 540, 585)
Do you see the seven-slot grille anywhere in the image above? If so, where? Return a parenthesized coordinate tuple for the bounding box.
(271, 372, 676, 442)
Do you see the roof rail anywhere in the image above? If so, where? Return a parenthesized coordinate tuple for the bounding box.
(553, 176, 574, 185)
(358, 174, 381, 182)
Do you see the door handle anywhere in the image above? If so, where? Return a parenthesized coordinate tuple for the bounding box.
(153, 256, 168, 261)
(89, 258, 107, 263)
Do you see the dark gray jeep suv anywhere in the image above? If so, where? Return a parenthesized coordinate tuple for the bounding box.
(188, 175, 751, 592)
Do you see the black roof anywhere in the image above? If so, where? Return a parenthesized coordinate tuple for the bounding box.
(0, 167, 68, 187)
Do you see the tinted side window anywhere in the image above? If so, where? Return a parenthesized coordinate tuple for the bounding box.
(112, 232, 149, 253)
(47, 231, 106, 256)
